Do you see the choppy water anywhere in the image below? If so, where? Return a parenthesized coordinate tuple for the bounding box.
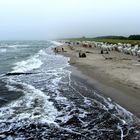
(0, 41, 139, 140)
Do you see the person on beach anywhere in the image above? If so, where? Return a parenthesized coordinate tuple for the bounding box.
(101, 50, 104, 54)
(62, 47, 64, 52)
(54, 47, 58, 54)
(79, 50, 86, 57)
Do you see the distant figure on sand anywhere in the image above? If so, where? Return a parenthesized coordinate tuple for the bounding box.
(79, 51, 86, 58)
(62, 47, 64, 52)
(101, 50, 104, 54)
(100, 50, 109, 54)
(54, 47, 58, 54)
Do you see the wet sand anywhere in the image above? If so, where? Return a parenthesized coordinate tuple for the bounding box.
(56, 44, 140, 118)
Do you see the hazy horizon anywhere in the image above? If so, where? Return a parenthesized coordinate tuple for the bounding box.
(0, 0, 140, 40)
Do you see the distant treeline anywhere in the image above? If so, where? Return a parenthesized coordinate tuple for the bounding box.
(94, 35, 140, 40)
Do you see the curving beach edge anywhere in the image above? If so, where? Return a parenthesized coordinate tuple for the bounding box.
(56, 42, 140, 118)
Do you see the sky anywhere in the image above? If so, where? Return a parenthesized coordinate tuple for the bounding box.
(0, 0, 140, 40)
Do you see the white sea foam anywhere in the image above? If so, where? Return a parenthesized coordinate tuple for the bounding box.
(0, 80, 58, 124)
(0, 48, 7, 53)
(8, 44, 29, 48)
(12, 57, 43, 73)
(51, 41, 63, 46)
(8, 45, 18, 48)
(11, 49, 46, 73)
(11, 48, 56, 73)
(38, 49, 47, 56)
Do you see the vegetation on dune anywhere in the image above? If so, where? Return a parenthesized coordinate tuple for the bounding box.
(92, 39, 140, 46)
(95, 35, 140, 40)
(128, 35, 140, 40)
(67, 35, 140, 46)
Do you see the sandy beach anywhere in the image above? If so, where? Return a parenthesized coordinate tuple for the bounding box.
(56, 44, 140, 118)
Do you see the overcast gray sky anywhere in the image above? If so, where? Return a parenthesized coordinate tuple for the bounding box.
(0, 0, 140, 40)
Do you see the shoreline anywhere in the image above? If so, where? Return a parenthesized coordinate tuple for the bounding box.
(56, 44, 140, 118)
(70, 64, 140, 118)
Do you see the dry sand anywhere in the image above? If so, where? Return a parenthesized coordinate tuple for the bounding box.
(56, 45, 140, 118)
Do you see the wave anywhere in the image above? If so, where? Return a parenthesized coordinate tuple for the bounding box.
(8, 44, 30, 49)
(0, 48, 7, 53)
(51, 41, 63, 46)
(11, 50, 46, 73)
(0, 79, 58, 124)
(12, 57, 43, 73)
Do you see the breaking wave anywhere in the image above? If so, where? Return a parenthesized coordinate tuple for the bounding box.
(12, 57, 43, 73)
(51, 41, 63, 46)
(11, 49, 47, 73)
(0, 49, 7, 53)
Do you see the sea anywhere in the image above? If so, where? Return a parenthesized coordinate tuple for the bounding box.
(0, 40, 139, 140)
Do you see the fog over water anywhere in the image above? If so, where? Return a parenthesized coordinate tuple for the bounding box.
(0, 0, 140, 40)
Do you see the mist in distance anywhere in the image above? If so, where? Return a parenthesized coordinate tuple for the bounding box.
(0, 0, 140, 40)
